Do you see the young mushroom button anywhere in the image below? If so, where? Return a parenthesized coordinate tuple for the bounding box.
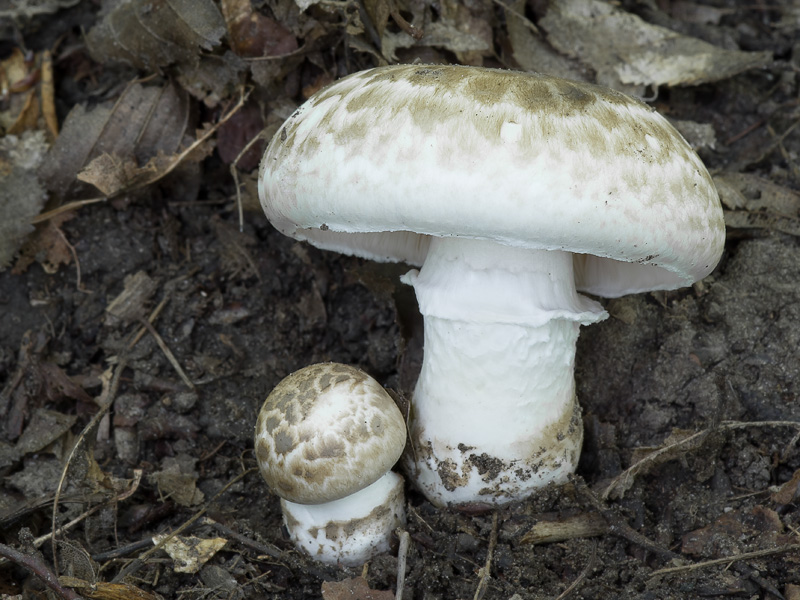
(258, 64, 726, 507)
(254, 363, 407, 566)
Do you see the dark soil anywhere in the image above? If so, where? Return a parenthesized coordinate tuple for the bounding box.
(2, 2, 800, 600)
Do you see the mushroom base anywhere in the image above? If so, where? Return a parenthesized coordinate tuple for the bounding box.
(401, 238, 607, 507)
(280, 471, 406, 566)
(404, 317, 586, 506)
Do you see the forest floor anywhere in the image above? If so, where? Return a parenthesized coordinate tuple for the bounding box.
(1, 1, 800, 599)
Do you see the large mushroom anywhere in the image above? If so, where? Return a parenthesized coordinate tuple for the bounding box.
(255, 363, 407, 565)
(258, 65, 725, 507)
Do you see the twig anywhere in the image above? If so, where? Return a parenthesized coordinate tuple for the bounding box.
(574, 476, 678, 562)
(136, 317, 195, 390)
(32, 90, 250, 225)
(127, 295, 169, 350)
(34, 470, 142, 551)
(0, 542, 81, 600)
(650, 544, 800, 577)
(52, 356, 128, 575)
(387, 0, 423, 39)
(395, 528, 411, 600)
(602, 420, 800, 501)
(54, 226, 90, 294)
(555, 541, 596, 600)
(201, 517, 282, 559)
(111, 467, 256, 583)
(32, 196, 107, 225)
(491, 0, 539, 35)
(473, 511, 499, 600)
(520, 512, 608, 545)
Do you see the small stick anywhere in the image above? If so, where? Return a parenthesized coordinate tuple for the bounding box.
(395, 528, 411, 600)
(54, 226, 89, 294)
(473, 512, 499, 600)
(137, 317, 195, 390)
(574, 477, 678, 562)
(650, 544, 800, 576)
(520, 512, 608, 545)
(554, 541, 596, 600)
(127, 295, 169, 350)
(201, 517, 282, 559)
(51, 356, 128, 574)
(0, 542, 81, 600)
(111, 467, 256, 583)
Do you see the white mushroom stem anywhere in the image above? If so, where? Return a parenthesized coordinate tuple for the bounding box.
(401, 237, 608, 506)
(280, 471, 405, 566)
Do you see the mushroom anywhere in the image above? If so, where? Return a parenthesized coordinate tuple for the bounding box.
(258, 65, 725, 507)
(254, 363, 407, 565)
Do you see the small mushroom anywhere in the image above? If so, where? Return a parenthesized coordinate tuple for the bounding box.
(254, 363, 407, 565)
(258, 65, 725, 507)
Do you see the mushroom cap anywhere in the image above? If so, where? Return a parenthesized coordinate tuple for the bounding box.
(254, 363, 406, 505)
(259, 64, 725, 297)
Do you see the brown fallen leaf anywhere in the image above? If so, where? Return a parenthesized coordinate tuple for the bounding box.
(105, 271, 159, 326)
(0, 130, 49, 271)
(681, 505, 789, 558)
(771, 469, 800, 505)
(151, 534, 227, 574)
(86, 0, 226, 71)
(12, 212, 75, 275)
(60, 577, 161, 600)
(539, 0, 772, 91)
(39, 81, 194, 201)
(215, 101, 265, 171)
(0, 409, 78, 468)
(149, 456, 204, 507)
(715, 172, 800, 237)
(221, 0, 298, 58)
(321, 577, 395, 600)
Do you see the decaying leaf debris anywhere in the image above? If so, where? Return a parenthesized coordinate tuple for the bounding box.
(1, 0, 800, 599)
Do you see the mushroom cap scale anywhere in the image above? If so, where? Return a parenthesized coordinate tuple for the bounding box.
(259, 64, 725, 296)
(255, 363, 406, 505)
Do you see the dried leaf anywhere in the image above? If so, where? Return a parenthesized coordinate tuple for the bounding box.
(0, 48, 56, 136)
(0, 409, 77, 468)
(153, 534, 227, 574)
(175, 52, 247, 107)
(0, 0, 80, 18)
(504, 0, 586, 80)
(0, 131, 49, 270)
(77, 153, 157, 197)
(149, 456, 205, 507)
(39, 81, 194, 200)
(715, 172, 800, 236)
(105, 270, 159, 326)
(60, 577, 161, 600)
(603, 428, 711, 500)
(363, 0, 391, 40)
(215, 101, 265, 170)
(86, 0, 226, 70)
(221, 0, 298, 58)
(771, 469, 800, 505)
(211, 216, 260, 280)
(12, 213, 75, 275)
(382, 0, 489, 62)
(321, 577, 396, 600)
(540, 0, 772, 90)
(681, 506, 786, 558)
(424, 0, 492, 59)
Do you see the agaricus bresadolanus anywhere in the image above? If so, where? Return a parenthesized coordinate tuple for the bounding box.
(255, 363, 407, 565)
(258, 65, 725, 507)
